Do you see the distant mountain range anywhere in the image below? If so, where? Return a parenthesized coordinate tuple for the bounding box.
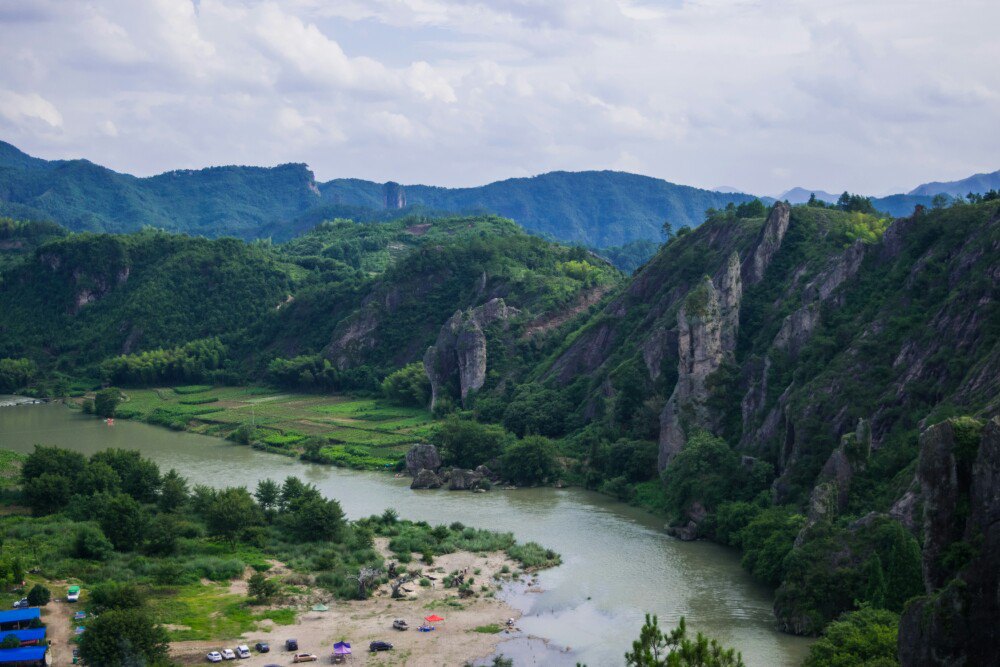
(0, 141, 754, 248)
(1, 140, 996, 248)
(908, 169, 1000, 197)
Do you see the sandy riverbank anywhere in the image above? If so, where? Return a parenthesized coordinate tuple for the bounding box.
(171, 540, 531, 666)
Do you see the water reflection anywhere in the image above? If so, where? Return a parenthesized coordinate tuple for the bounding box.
(0, 401, 811, 666)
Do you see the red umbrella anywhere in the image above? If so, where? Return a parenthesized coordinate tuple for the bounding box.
(424, 614, 444, 623)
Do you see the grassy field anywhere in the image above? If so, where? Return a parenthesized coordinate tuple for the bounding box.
(0, 450, 25, 490)
(110, 386, 433, 470)
(147, 583, 296, 641)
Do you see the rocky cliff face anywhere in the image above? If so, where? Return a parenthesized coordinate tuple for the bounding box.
(424, 298, 519, 409)
(898, 418, 1000, 666)
(383, 181, 406, 209)
(741, 201, 790, 285)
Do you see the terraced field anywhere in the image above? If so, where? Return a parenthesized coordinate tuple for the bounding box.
(112, 386, 433, 470)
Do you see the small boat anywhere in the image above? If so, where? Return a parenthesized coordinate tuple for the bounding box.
(105, 418, 115, 425)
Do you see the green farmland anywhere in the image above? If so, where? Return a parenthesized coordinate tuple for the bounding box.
(107, 386, 433, 470)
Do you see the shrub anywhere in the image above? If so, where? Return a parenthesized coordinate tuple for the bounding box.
(501, 436, 557, 485)
(27, 584, 50, 607)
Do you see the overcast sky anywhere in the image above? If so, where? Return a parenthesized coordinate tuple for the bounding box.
(1, 0, 997, 196)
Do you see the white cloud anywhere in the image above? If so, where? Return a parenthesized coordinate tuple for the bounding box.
(0, 89, 63, 128)
(0, 0, 997, 194)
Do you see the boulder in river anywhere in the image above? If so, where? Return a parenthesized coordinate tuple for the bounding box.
(447, 468, 484, 491)
(410, 469, 443, 490)
(405, 443, 442, 476)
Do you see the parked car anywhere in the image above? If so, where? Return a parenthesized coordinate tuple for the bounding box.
(369, 641, 393, 652)
(285, 638, 299, 651)
(235, 645, 250, 659)
(254, 642, 270, 653)
(11, 598, 29, 608)
(292, 653, 318, 663)
(206, 651, 223, 663)
(67, 585, 80, 602)
(392, 619, 409, 630)
(220, 648, 236, 660)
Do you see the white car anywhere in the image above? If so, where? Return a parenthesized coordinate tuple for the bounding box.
(220, 648, 236, 660)
(206, 651, 223, 663)
(235, 645, 251, 659)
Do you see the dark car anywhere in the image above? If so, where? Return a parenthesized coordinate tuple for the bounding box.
(369, 641, 393, 652)
(285, 639, 298, 651)
(254, 642, 270, 653)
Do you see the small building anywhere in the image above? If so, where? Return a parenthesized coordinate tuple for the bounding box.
(0, 629, 46, 647)
(0, 610, 39, 633)
(0, 646, 47, 667)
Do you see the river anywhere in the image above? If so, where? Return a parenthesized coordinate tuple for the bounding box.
(0, 400, 811, 666)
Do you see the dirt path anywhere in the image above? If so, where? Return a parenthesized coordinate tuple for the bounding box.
(43, 597, 76, 665)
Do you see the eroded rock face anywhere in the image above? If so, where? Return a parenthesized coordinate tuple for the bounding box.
(898, 418, 1000, 666)
(410, 469, 443, 490)
(424, 298, 519, 409)
(658, 276, 724, 469)
(383, 181, 406, 209)
(741, 201, 791, 285)
(405, 444, 442, 477)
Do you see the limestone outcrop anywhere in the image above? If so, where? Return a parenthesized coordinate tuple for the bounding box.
(423, 298, 519, 410)
(405, 443, 442, 477)
(741, 201, 790, 285)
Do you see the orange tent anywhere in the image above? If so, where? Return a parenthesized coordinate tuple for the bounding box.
(424, 614, 444, 623)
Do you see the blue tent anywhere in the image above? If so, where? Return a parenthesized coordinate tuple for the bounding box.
(0, 646, 47, 664)
(0, 629, 45, 646)
(0, 609, 39, 632)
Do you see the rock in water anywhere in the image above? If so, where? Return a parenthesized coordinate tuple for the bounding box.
(410, 469, 443, 490)
(405, 443, 442, 476)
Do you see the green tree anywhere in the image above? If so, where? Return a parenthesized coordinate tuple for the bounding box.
(501, 435, 557, 486)
(0, 635, 20, 649)
(97, 493, 148, 552)
(283, 494, 346, 542)
(75, 462, 121, 496)
(803, 607, 899, 667)
(431, 415, 512, 469)
(206, 487, 262, 545)
(247, 572, 280, 603)
(0, 358, 36, 392)
(93, 387, 122, 418)
(26, 584, 50, 606)
(158, 468, 189, 512)
(625, 614, 745, 666)
(73, 524, 114, 560)
(381, 362, 431, 407)
(89, 582, 146, 614)
(24, 472, 72, 515)
(78, 609, 170, 667)
(254, 478, 280, 519)
(501, 384, 570, 437)
(90, 449, 161, 503)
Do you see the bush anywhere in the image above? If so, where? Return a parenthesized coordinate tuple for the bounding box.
(501, 436, 557, 486)
(432, 415, 512, 469)
(73, 524, 114, 560)
(26, 584, 50, 607)
(94, 387, 122, 418)
(381, 362, 431, 407)
(803, 607, 899, 667)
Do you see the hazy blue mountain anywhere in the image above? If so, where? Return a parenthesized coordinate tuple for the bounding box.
(909, 169, 1000, 197)
(779, 187, 840, 204)
(0, 141, 755, 248)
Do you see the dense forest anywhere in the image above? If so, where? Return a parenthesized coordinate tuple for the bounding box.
(0, 190, 997, 664)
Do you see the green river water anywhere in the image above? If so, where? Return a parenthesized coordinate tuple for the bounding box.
(0, 400, 811, 666)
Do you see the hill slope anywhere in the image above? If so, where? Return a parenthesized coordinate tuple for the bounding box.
(0, 141, 755, 247)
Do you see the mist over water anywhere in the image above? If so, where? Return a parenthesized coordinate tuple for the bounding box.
(0, 401, 812, 666)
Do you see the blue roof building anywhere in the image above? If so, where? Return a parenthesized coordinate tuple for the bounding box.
(0, 629, 45, 646)
(0, 646, 47, 665)
(0, 609, 39, 632)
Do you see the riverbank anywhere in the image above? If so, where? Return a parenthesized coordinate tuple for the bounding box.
(171, 542, 530, 666)
(71, 385, 432, 470)
(0, 394, 46, 407)
(0, 401, 813, 665)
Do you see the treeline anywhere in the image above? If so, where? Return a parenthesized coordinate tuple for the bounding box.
(101, 338, 227, 385)
(0, 357, 36, 392)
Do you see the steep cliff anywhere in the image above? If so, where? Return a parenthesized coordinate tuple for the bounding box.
(898, 418, 1000, 666)
(424, 298, 520, 409)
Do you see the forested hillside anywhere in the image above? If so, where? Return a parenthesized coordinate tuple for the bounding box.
(0, 141, 754, 248)
(450, 198, 999, 658)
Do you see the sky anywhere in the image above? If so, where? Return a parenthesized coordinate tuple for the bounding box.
(0, 0, 997, 196)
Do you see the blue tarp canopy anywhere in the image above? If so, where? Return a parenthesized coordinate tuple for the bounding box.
(0, 646, 47, 663)
(0, 629, 45, 644)
(0, 609, 39, 628)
